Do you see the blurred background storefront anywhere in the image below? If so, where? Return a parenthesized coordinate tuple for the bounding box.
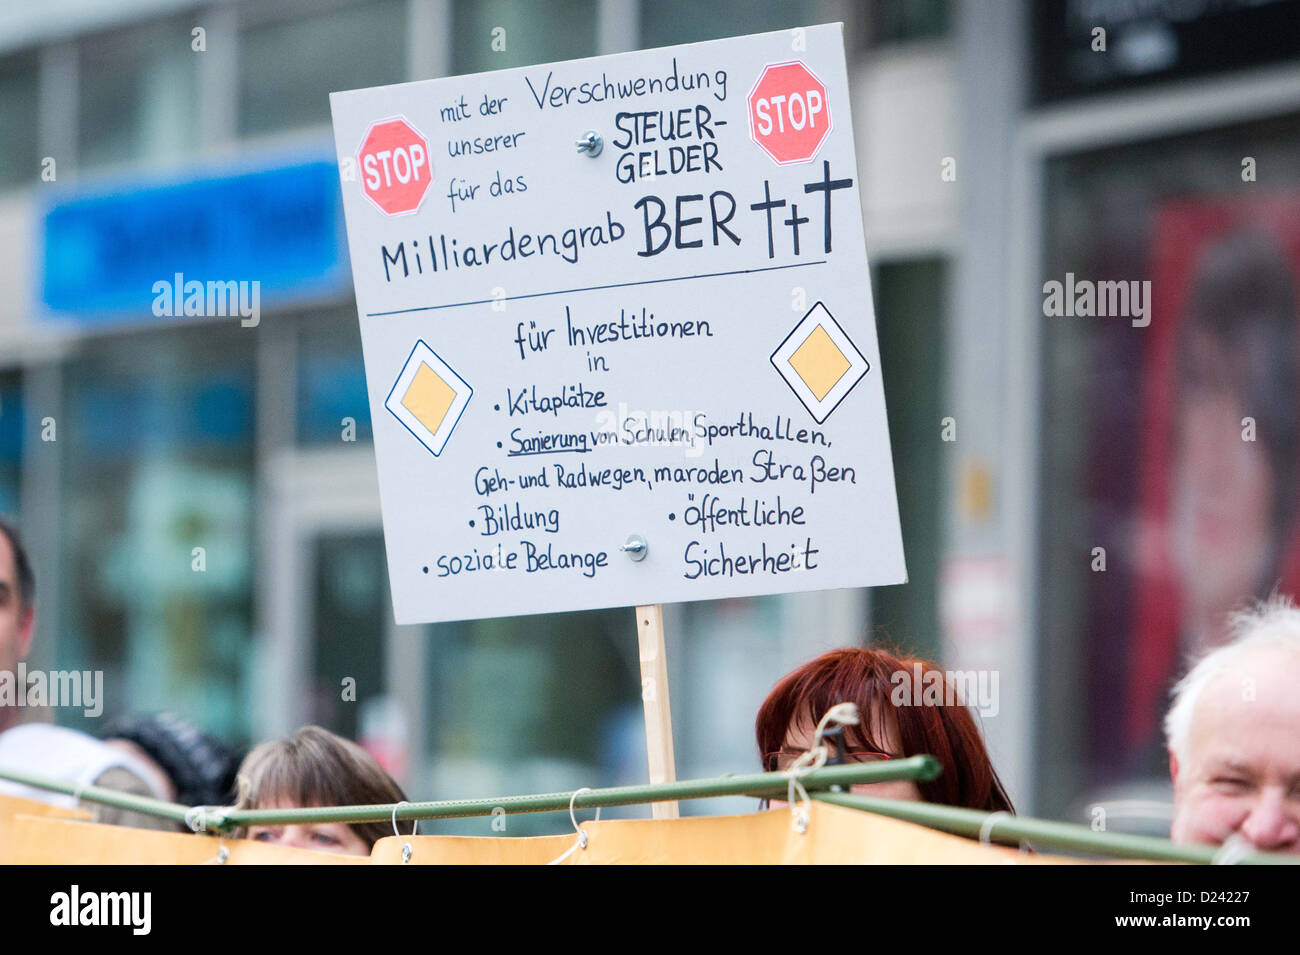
(1, 0, 1298, 833)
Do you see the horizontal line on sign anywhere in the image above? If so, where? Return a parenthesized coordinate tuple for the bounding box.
(365, 261, 828, 317)
(506, 448, 591, 457)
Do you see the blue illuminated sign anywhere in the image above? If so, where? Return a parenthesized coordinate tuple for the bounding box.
(40, 157, 349, 323)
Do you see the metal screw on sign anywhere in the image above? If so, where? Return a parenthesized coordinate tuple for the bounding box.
(620, 534, 647, 561)
(576, 130, 603, 157)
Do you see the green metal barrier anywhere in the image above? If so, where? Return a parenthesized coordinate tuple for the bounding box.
(0, 757, 938, 832)
(812, 791, 1300, 864)
(4, 758, 1296, 863)
(0, 765, 195, 827)
(209, 756, 940, 830)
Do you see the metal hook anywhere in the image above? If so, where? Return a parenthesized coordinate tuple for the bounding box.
(546, 787, 601, 864)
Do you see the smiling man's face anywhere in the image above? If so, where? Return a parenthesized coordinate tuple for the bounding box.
(1170, 645, 1300, 854)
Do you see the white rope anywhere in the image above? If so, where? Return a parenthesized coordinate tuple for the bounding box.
(977, 810, 1031, 853)
(819, 702, 861, 731)
(1211, 834, 1253, 865)
(783, 702, 861, 834)
(784, 748, 823, 834)
(392, 801, 417, 864)
(194, 806, 229, 865)
(185, 805, 214, 834)
(979, 810, 1012, 845)
(546, 788, 600, 865)
(201, 844, 230, 865)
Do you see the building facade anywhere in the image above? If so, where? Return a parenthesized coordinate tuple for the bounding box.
(2, 0, 1298, 831)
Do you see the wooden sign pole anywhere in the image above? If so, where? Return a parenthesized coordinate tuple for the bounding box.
(635, 604, 678, 819)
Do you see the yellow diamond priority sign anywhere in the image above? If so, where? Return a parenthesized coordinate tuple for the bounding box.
(771, 302, 869, 424)
(385, 340, 473, 457)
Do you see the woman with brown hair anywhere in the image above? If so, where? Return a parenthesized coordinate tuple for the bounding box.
(756, 647, 1014, 812)
(232, 725, 407, 856)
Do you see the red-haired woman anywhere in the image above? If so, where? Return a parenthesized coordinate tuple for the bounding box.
(756, 647, 1014, 812)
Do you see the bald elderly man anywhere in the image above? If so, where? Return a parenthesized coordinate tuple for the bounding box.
(1166, 598, 1300, 854)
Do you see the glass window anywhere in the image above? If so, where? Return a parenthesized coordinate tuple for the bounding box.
(865, 0, 949, 47)
(640, 0, 815, 48)
(308, 531, 387, 741)
(296, 311, 372, 446)
(0, 372, 22, 516)
(671, 595, 795, 800)
(57, 326, 256, 743)
(451, 0, 596, 74)
(238, 0, 407, 137)
(1037, 112, 1300, 826)
(78, 20, 198, 171)
(413, 588, 850, 832)
(420, 606, 639, 834)
(0, 51, 39, 190)
(870, 259, 947, 659)
(1032, 1, 1300, 104)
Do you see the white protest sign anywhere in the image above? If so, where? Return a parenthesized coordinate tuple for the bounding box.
(330, 23, 905, 625)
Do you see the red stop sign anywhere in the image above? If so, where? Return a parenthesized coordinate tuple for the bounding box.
(747, 61, 832, 165)
(357, 117, 433, 216)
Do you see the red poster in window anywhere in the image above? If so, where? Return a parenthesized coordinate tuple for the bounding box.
(1125, 194, 1300, 754)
